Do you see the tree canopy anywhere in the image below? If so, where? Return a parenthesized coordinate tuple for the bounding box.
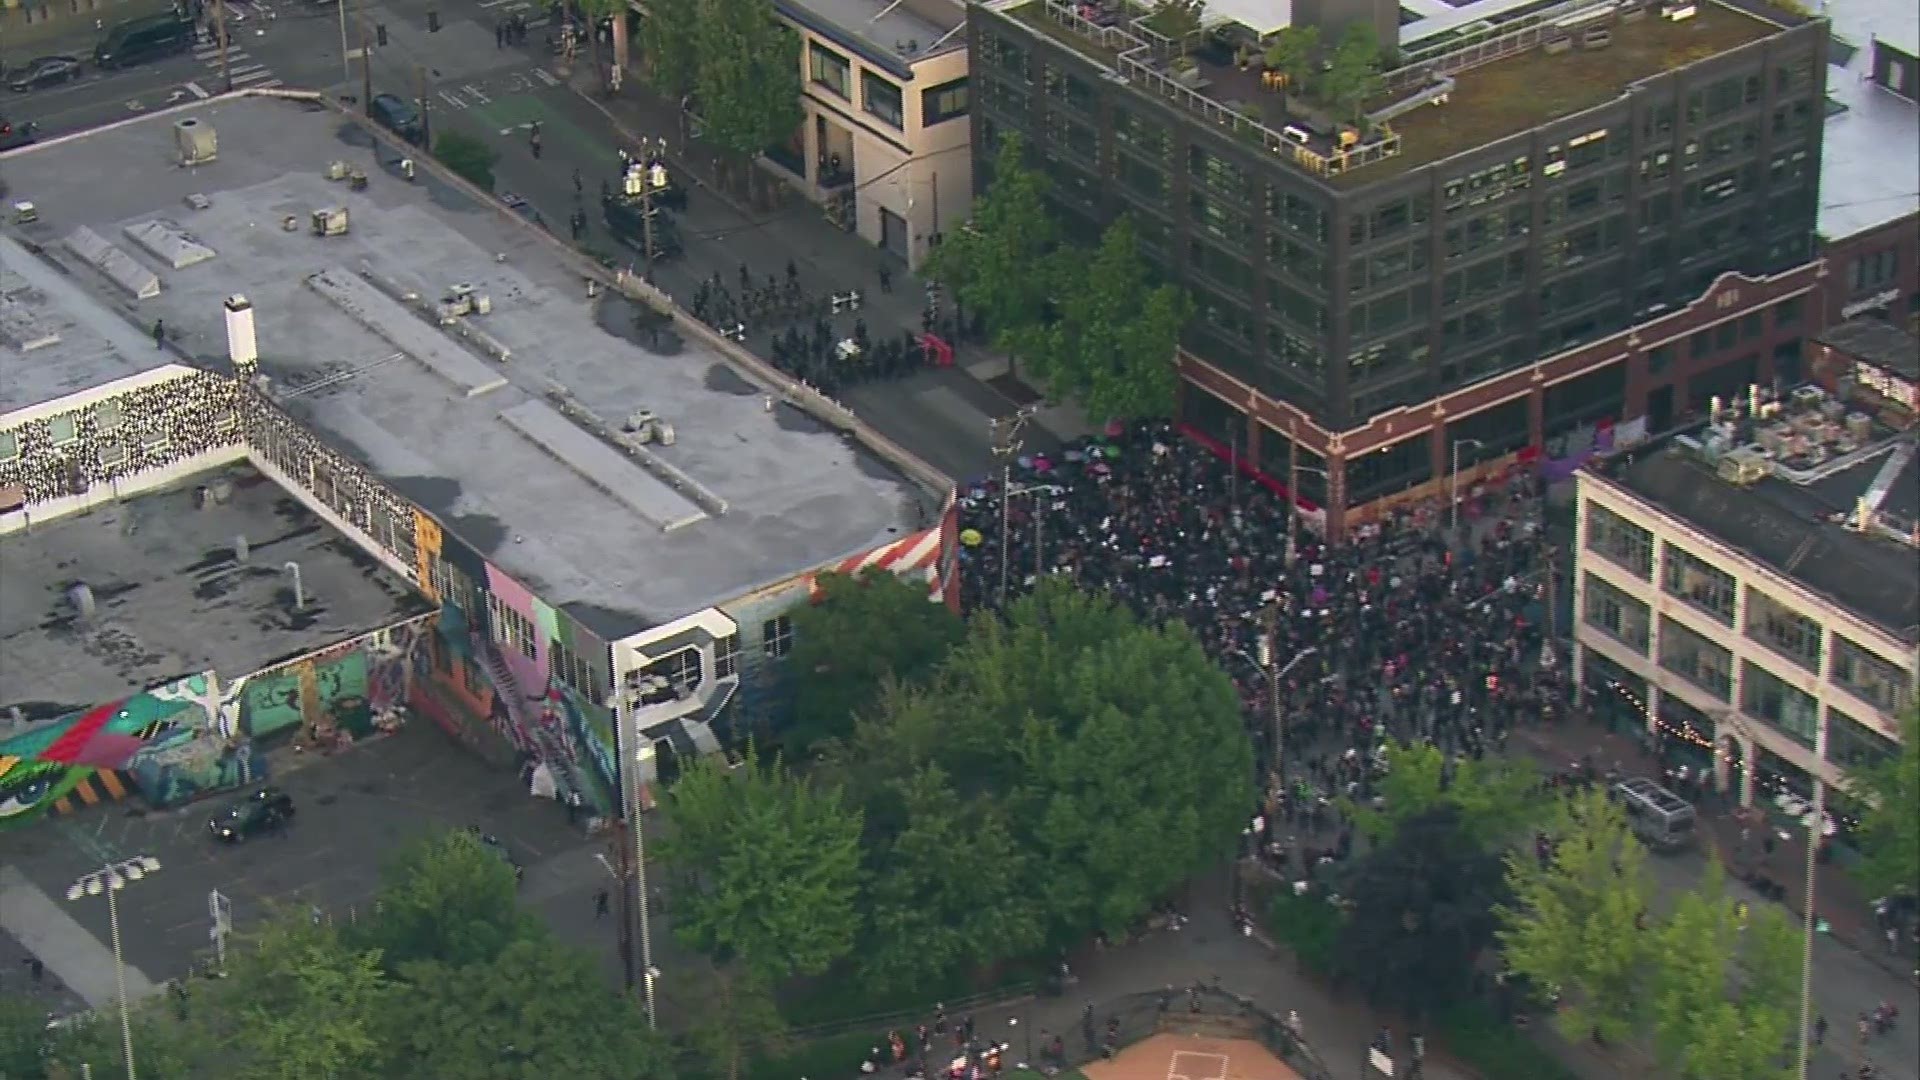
(1648, 864, 1800, 1080)
(1350, 741, 1544, 850)
(691, 0, 806, 160)
(1045, 216, 1192, 421)
(924, 135, 1062, 357)
(1843, 705, 1920, 900)
(361, 827, 538, 971)
(786, 569, 965, 755)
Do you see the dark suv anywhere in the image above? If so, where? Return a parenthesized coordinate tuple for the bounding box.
(368, 93, 424, 145)
(208, 788, 295, 842)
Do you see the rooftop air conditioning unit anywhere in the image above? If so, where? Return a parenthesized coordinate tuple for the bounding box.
(176, 118, 217, 166)
(1716, 447, 1770, 486)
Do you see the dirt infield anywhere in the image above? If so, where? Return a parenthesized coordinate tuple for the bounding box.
(1080, 1033, 1305, 1080)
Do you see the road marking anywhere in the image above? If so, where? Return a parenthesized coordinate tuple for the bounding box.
(534, 68, 560, 87)
(462, 84, 493, 104)
(229, 63, 267, 77)
(126, 98, 147, 112)
(185, 80, 211, 99)
(232, 68, 277, 86)
(439, 90, 469, 109)
(256, 78, 284, 89)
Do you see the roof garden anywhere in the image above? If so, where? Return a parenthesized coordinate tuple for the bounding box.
(999, 0, 1782, 186)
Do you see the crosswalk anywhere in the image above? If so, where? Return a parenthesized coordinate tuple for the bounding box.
(189, 41, 283, 96)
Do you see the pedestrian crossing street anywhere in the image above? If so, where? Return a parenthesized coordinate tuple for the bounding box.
(478, 0, 554, 30)
(187, 40, 282, 98)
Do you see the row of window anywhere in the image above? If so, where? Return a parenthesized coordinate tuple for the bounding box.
(806, 42, 967, 131)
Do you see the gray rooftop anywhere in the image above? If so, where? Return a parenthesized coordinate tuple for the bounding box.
(1820, 0, 1920, 241)
(1815, 316, 1920, 378)
(781, 0, 967, 69)
(1598, 433, 1920, 645)
(0, 238, 173, 417)
(0, 464, 428, 720)
(0, 96, 923, 638)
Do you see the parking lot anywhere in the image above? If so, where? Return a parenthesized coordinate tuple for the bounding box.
(0, 721, 630, 1008)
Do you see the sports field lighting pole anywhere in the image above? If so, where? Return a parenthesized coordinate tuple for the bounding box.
(1449, 437, 1484, 536)
(68, 856, 161, 1080)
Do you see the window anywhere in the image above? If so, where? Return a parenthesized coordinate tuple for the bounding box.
(48, 415, 78, 446)
(98, 441, 128, 466)
(1661, 544, 1736, 624)
(1118, 154, 1166, 199)
(1743, 588, 1822, 671)
(1584, 502, 1655, 578)
(1043, 64, 1095, 112)
(1114, 109, 1169, 160)
(486, 593, 538, 660)
(761, 614, 793, 658)
(862, 70, 903, 128)
(550, 639, 606, 696)
(0, 430, 16, 462)
(1848, 248, 1900, 295)
(1583, 573, 1652, 653)
(1741, 661, 1818, 747)
(922, 77, 968, 126)
(714, 634, 741, 678)
(979, 32, 1027, 79)
(1189, 145, 1248, 203)
(1772, 295, 1803, 328)
(1830, 635, 1912, 713)
(808, 43, 851, 99)
(1188, 191, 1243, 243)
(1825, 707, 1898, 770)
(1647, 343, 1674, 375)
(1658, 615, 1734, 701)
(94, 401, 124, 433)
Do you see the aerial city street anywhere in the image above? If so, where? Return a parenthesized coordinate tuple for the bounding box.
(0, 0, 1915, 1077)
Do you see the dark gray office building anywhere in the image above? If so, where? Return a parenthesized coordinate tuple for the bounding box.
(967, 0, 1830, 533)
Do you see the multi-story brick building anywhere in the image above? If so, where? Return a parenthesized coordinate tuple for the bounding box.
(967, 0, 1830, 535)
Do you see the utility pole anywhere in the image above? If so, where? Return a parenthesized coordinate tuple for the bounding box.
(415, 65, 432, 149)
(336, 0, 352, 83)
(359, 18, 373, 115)
(214, 0, 232, 93)
(988, 405, 1037, 606)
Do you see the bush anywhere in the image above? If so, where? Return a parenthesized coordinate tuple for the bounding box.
(1434, 998, 1578, 1080)
(433, 131, 498, 192)
(1264, 890, 1344, 977)
(747, 1029, 880, 1080)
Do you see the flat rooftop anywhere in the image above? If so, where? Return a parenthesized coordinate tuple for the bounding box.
(1598, 433, 1920, 645)
(0, 464, 428, 720)
(782, 0, 966, 66)
(1006, 0, 1778, 186)
(0, 239, 173, 418)
(1819, 0, 1920, 241)
(0, 96, 923, 640)
(1816, 317, 1920, 379)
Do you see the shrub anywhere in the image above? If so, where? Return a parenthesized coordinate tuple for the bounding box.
(1434, 998, 1578, 1080)
(1264, 890, 1344, 977)
(433, 131, 498, 192)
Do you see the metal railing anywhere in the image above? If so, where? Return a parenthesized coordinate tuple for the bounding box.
(1052, 985, 1335, 1080)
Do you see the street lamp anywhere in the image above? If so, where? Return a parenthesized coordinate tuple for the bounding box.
(607, 684, 661, 1031)
(1448, 438, 1485, 536)
(989, 406, 1039, 605)
(1232, 618, 1318, 798)
(634, 743, 658, 1031)
(67, 856, 161, 1080)
(1285, 457, 1332, 567)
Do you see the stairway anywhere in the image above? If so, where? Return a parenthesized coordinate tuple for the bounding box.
(480, 643, 582, 802)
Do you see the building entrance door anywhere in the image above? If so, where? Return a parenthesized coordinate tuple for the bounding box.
(879, 207, 909, 260)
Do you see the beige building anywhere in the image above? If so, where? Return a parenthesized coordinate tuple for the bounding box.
(1571, 390, 1917, 816)
(769, 0, 973, 268)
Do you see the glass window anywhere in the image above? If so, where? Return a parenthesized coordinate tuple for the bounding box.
(922, 77, 968, 126)
(862, 70, 903, 129)
(0, 430, 16, 462)
(1188, 145, 1249, 203)
(714, 634, 741, 678)
(1042, 64, 1095, 112)
(762, 614, 793, 658)
(809, 43, 851, 99)
(1830, 635, 1912, 714)
(1584, 502, 1654, 579)
(1114, 109, 1169, 160)
(1742, 588, 1822, 672)
(1741, 660, 1818, 747)
(48, 415, 78, 446)
(1582, 573, 1652, 653)
(1661, 544, 1736, 624)
(1825, 706, 1898, 770)
(98, 441, 128, 467)
(1659, 615, 1734, 701)
(979, 32, 1027, 80)
(94, 401, 125, 433)
(1647, 343, 1674, 375)
(1772, 295, 1802, 328)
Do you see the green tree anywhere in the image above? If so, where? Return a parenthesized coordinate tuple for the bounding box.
(691, 0, 804, 197)
(39, 1002, 208, 1080)
(0, 992, 48, 1080)
(1649, 866, 1799, 1080)
(636, 0, 699, 99)
(684, 964, 790, 1080)
(1049, 216, 1193, 420)
(433, 131, 498, 192)
(1263, 24, 1320, 98)
(655, 745, 865, 979)
(787, 569, 964, 755)
(1844, 705, 1920, 900)
(1320, 23, 1384, 125)
(1349, 741, 1543, 851)
(379, 937, 675, 1079)
(361, 828, 539, 971)
(924, 135, 1061, 376)
(199, 911, 389, 1080)
(1334, 806, 1510, 1017)
(1144, 0, 1204, 53)
(575, 0, 625, 92)
(1497, 786, 1658, 1046)
(861, 764, 1044, 990)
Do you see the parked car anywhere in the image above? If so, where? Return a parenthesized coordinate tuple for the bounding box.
(9, 56, 83, 93)
(0, 115, 37, 152)
(465, 827, 525, 882)
(208, 788, 295, 842)
(92, 14, 194, 70)
(368, 92, 423, 145)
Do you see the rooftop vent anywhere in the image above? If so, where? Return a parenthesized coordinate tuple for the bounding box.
(1717, 447, 1770, 486)
(175, 118, 217, 166)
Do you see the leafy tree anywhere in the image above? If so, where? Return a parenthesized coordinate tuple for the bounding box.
(861, 764, 1044, 991)
(655, 745, 865, 980)
(1843, 705, 1920, 900)
(1144, 0, 1204, 53)
(924, 135, 1061, 375)
(199, 911, 389, 1080)
(379, 937, 675, 1079)
(574, 0, 626, 91)
(1334, 806, 1510, 1017)
(1263, 24, 1320, 98)
(1350, 741, 1544, 851)
(434, 131, 498, 192)
(1649, 865, 1799, 1080)
(1497, 786, 1658, 1046)
(0, 992, 47, 1080)
(787, 569, 964, 755)
(1049, 216, 1193, 421)
(361, 828, 539, 971)
(40, 1003, 207, 1080)
(1319, 23, 1384, 125)
(684, 963, 790, 1080)
(691, 0, 804, 192)
(636, 0, 699, 99)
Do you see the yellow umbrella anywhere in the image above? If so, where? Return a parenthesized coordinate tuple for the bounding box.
(960, 528, 984, 547)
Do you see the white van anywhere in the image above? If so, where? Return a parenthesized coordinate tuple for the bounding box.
(1611, 776, 1696, 851)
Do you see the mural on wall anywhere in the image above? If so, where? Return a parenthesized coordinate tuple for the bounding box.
(543, 682, 616, 816)
(0, 681, 261, 824)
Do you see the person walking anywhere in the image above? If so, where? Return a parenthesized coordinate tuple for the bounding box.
(594, 888, 610, 917)
(152, 319, 166, 348)
(529, 121, 543, 160)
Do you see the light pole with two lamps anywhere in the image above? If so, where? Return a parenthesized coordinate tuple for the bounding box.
(67, 856, 161, 1080)
(1448, 437, 1485, 535)
(1231, 608, 1318, 798)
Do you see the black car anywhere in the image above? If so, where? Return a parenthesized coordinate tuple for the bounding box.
(92, 14, 193, 70)
(9, 56, 82, 93)
(0, 115, 38, 152)
(466, 827, 525, 882)
(368, 93, 424, 145)
(208, 788, 295, 842)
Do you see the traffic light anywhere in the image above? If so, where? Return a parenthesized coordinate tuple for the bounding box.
(426, 9, 440, 31)
(376, 23, 388, 46)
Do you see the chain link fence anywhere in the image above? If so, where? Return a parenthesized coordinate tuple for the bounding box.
(1041, 985, 1335, 1080)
